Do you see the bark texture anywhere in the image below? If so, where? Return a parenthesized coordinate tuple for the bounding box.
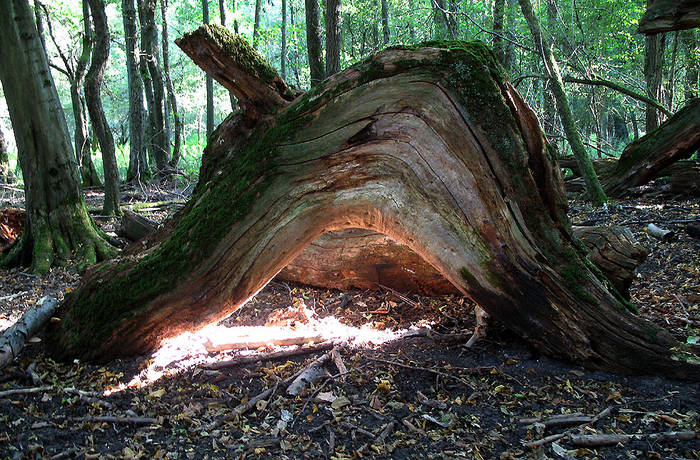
(46, 28, 699, 379)
(325, 0, 342, 76)
(139, 0, 169, 170)
(85, 0, 121, 216)
(123, 0, 149, 182)
(638, 0, 700, 34)
(0, 0, 115, 273)
(305, 0, 324, 86)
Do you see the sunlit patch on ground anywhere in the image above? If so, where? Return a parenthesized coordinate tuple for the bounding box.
(109, 300, 432, 392)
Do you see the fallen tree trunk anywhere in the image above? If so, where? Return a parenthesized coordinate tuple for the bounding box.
(0, 297, 58, 370)
(638, 0, 700, 34)
(600, 98, 700, 197)
(559, 157, 697, 182)
(45, 27, 699, 379)
(118, 210, 159, 241)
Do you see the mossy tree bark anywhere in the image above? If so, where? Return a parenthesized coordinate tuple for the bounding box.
(85, 0, 121, 216)
(47, 26, 699, 379)
(0, 0, 116, 274)
(518, 0, 608, 206)
(123, 0, 149, 183)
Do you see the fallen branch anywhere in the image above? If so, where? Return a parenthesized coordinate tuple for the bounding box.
(203, 342, 335, 370)
(64, 387, 113, 410)
(0, 291, 29, 302)
(0, 385, 53, 398)
(520, 413, 592, 429)
(569, 431, 697, 447)
(286, 349, 334, 396)
(0, 297, 59, 370)
(377, 283, 418, 307)
(231, 382, 278, 418)
(204, 333, 324, 353)
(646, 223, 676, 242)
(367, 357, 476, 390)
(70, 415, 159, 425)
(525, 406, 613, 449)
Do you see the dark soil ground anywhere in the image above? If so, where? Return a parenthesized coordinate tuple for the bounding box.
(0, 184, 698, 460)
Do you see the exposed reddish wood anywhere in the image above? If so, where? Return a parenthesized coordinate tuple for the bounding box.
(47, 29, 699, 379)
(638, 0, 700, 34)
(0, 207, 25, 252)
(278, 228, 458, 295)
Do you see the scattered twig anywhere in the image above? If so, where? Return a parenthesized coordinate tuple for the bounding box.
(49, 447, 83, 460)
(375, 421, 396, 444)
(377, 283, 418, 307)
(367, 357, 476, 390)
(525, 406, 613, 449)
(230, 382, 279, 418)
(400, 328, 470, 343)
(203, 333, 324, 353)
(0, 385, 53, 398)
(0, 291, 29, 302)
(569, 431, 697, 447)
(70, 416, 159, 425)
(402, 419, 427, 436)
(64, 387, 113, 410)
(203, 342, 335, 370)
(286, 349, 334, 396)
(340, 421, 376, 439)
(520, 413, 592, 429)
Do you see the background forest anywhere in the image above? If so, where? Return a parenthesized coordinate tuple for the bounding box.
(0, 0, 697, 186)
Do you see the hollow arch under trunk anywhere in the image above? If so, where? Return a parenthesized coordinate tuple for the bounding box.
(47, 28, 699, 379)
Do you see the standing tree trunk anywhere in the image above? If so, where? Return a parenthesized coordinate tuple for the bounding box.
(0, 126, 14, 184)
(203, 0, 215, 137)
(518, 0, 608, 205)
(0, 0, 115, 273)
(380, 0, 390, 44)
(281, 0, 287, 81)
(644, 1, 666, 132)
(218, 0, 238, 111)
(492, 0, 506, 66)
(123, 0, 149, 183)
(75, 1, 101, 187)
(138, 0, 169, 171)
(85, 0, 121, 216)
(253, 0, 262, 47)
(325, 0, 341, 76)
(161, 0, 182, 169)
(290, 3, 302, 87)
(47, 28, 699, 380)
(432, 0, 453, 39)
(305, 0, 324, 87)
(681, 30, 698, 101)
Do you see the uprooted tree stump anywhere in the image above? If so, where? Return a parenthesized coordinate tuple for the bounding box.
(46, 26, 699, 379)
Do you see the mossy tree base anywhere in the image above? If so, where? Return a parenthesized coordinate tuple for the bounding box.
(47, 28, 699, 379)
(1, 203, 116, 274)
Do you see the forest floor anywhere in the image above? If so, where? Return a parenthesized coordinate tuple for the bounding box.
(0, 183, 698, 460)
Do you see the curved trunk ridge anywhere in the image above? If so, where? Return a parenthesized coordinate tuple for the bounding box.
(47, 27, 698, 379)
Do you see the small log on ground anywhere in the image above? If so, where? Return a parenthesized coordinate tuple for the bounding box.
(638, 0, 700, 34)
(572, 226, 647, 299)
(118, 210, 159, 241)
(0, 297, 58, 370)
(601, 99, 700, 197)
(46, 27, 699, 379)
